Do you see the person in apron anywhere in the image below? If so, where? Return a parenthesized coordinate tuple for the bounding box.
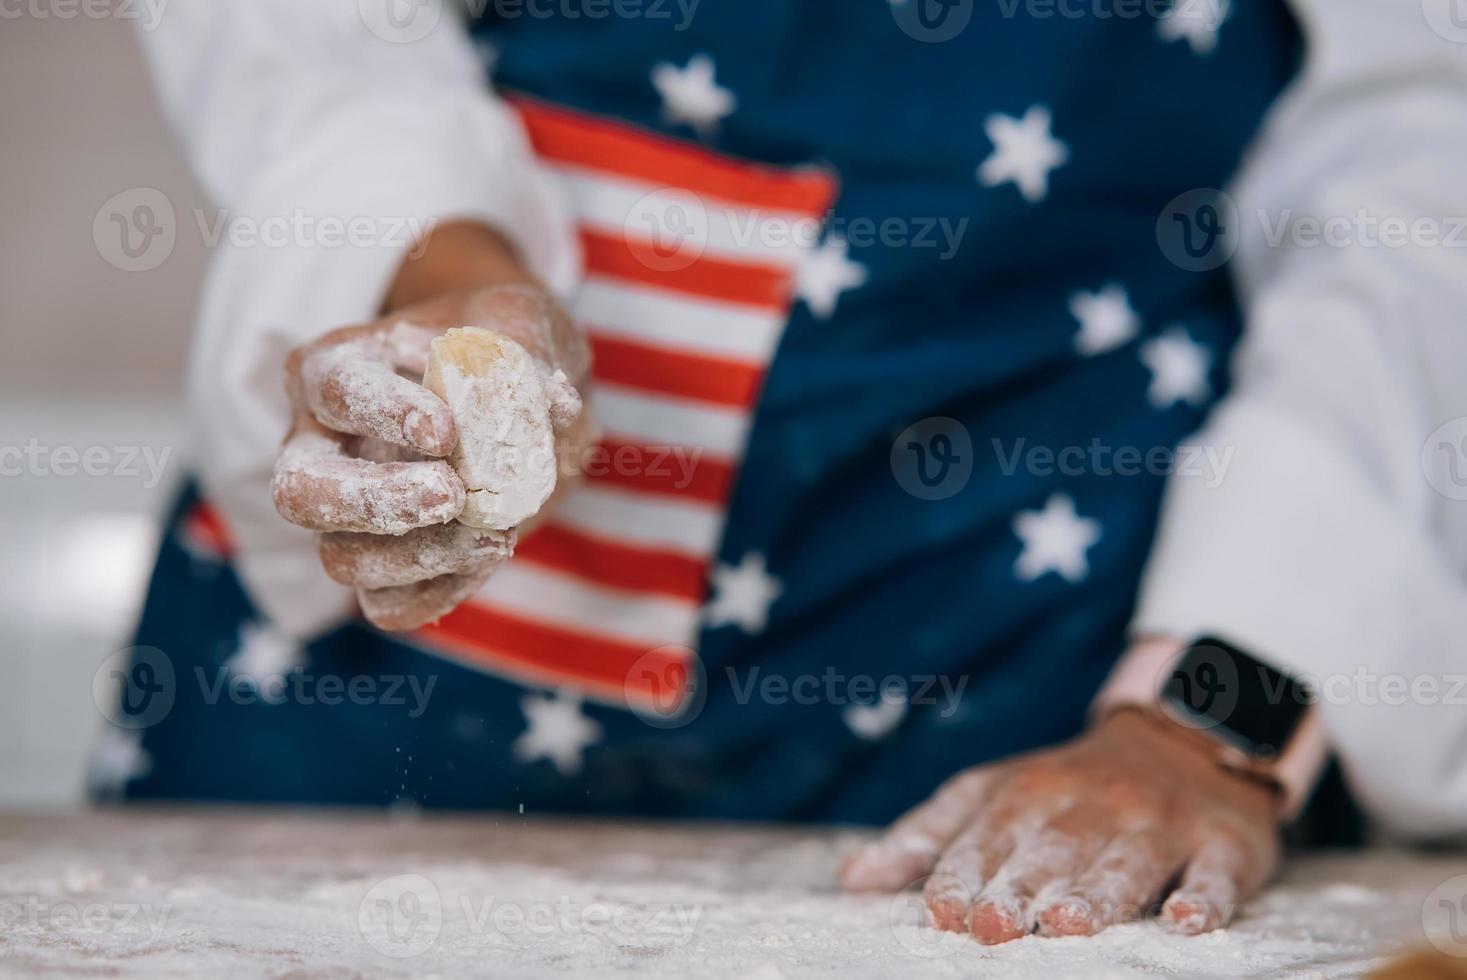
(107, 0, 1467, 943)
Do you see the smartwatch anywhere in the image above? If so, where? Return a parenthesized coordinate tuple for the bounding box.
(1095, 635, 1329, 820)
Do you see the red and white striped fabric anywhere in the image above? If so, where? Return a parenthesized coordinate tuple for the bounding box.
(414, 97, 838, 709)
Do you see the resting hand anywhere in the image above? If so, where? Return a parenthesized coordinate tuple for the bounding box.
(841, 710, 1280, 943)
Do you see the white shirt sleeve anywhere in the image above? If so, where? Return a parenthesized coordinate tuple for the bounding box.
(1133, 0, 1467, 838)
(135, 1, 581, 638)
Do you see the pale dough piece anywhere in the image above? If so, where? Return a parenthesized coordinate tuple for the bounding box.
(422, 327, 558, 531)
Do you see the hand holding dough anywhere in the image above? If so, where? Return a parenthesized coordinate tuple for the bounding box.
(272, 281, 589, 632)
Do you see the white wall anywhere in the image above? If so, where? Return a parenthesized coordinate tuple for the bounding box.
(1, 11, 210, 805)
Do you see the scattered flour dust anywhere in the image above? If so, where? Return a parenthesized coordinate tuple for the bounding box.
(0, 812, 1445, 979)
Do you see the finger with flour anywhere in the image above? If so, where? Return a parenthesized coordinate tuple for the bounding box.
(356, 566, 496, 632)
(318, 523, 515, 590)
(841, 769, 995, 893)
(1037, 829, 1181, 937)
(922, 806, 1019, 935)
(271, 426, 464, 534)
(962, 804, 1113, 944)
(460, 283, 591, 387)
(465, 285, 585, 432)
(1162, 830, 1272, 935)
(296, 332, 457, 456)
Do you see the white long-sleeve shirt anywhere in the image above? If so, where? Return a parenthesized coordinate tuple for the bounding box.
(136, 1, 1467, 837)
(1134, 1, 1467, 838)
(139, 2, 582, 637)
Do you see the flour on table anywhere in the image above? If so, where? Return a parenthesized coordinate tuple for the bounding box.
(0, 813, 1443, 980)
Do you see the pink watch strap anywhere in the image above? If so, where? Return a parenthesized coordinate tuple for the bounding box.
(1093, 637, 1329, 821)
(1091, 636, 1185, 722)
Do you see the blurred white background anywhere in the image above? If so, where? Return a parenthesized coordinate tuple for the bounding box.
(1, 11, 209, 805)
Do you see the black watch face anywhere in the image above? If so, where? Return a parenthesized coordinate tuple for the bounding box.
(1159, 637, 1312, 758)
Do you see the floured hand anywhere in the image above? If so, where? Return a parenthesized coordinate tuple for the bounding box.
(271, 225, 592, 631)
(840, 710, 1280, 944)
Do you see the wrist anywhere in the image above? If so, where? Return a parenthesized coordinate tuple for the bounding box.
(1093, 635, 1327, 821)
(1094, 705, 1217, 769)
(385, 220, 536, 313)
(1097, 708, 1282, 815)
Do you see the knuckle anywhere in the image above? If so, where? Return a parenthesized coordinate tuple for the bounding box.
(272, 446, 307, 484)
(939, 768, 988, 799)
(317, 533, 371, 585)
(270, 468, 293, 508)
(1097, 777, 1164, 815)
(358, 586, 429, 633)
(270, 465, 309, 520)
(387, 461, 459, 510)
(1195, 820, 1272, 878)
(1203, 820, 1249, 853)
(1003, 764, 1070, 798)
(416, 465, 467, 515)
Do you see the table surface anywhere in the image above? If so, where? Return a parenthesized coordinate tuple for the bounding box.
(0, 808, 1461, 979)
